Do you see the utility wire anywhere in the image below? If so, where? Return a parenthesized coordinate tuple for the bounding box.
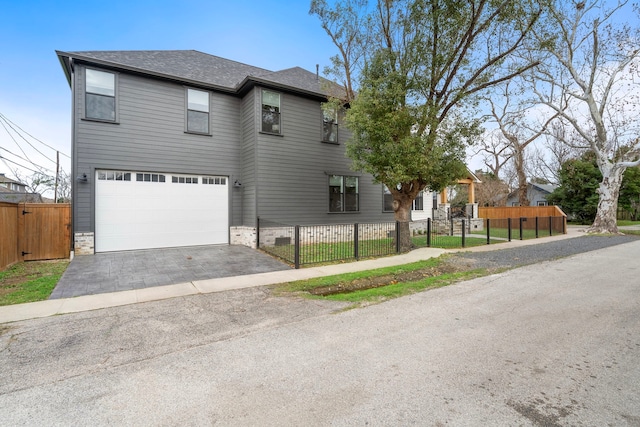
(0, 114, 57, 165)
(0, 113, 70, 159)
(0, 145, 54, 173)
(0, 120, 56, 174)
(0, 155, 43, 174)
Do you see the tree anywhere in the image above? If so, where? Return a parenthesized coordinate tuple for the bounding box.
(549, 153, 640, 223)
(474, 170, 510, 207)
(473, 130, 513, 180)
(313, 0, 542, 250)
(531, 0, 640, 233)
(548, 153, 601, 223)
(15, 171, 55, 196)
(485, 81, 558, 206)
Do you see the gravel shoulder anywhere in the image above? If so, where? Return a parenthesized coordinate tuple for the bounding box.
(448, 234, 639, 270)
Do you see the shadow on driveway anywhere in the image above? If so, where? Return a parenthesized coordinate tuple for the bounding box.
(50, 245, 291, 299)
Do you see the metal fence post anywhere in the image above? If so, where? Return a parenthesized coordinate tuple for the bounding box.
(486, 218, 490, 245)
(535, 216, 539, 239)
(549, 216, 553, 236)
(427, 218, 431, 247)
(395, 221, 400, 253)
(519, 217, 524, 240)
(354, 223, 359, 260)
(256, 216, 260, 248)
(508, 217, 512, 242)
(294, 225, 300, 269)
(461, 219, 466, 248)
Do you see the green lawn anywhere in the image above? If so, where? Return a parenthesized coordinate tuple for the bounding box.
(618, 220, 640, 226)
(273, 256, 488, 304)
(0, 260, 68, 306)
(263, 234, 498, 266)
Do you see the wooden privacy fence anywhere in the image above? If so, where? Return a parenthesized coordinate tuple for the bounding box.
(479, 206, 567, 231)
(0, 202, 71, 270)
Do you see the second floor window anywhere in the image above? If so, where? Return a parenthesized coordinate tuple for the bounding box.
(86, 69, 115, 121)
(187, 89, 210, 134)
(262, 90, 281, 134)
(322, 108, 338, 143)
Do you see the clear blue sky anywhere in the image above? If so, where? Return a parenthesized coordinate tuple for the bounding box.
(0, 0, 339, 187)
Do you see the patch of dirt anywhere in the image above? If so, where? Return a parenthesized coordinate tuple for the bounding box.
(309, 258, 475, 296)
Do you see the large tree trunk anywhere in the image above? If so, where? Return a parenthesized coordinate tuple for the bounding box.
(393, 196, 414, 252)
(588, 164, 624, 234)
(514, 145, 530, 207)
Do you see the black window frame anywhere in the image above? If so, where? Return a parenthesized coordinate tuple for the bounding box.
(261, 90, 281, 135)
(382, 185, 394, 212)
(186, 88, 211, 134)
(322, 108, 338, 143)
(85, 68, 116, 122)
(329, 175, 359, 213)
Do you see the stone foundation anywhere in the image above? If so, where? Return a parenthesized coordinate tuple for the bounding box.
(230, 226, 257, 248)
(74, 232, 95, 255)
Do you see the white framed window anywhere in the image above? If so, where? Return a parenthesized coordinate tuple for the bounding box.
(187, 88, 210, 134)
(202, 177, 226, 185)
(537, 200, 548, 206)
(98, 171, 131, 181)
(261, 90, 281, 134)
(171, 175, 198, 184)
(322, 108, 338, 143)
(85, 69, 116, 121)
(329, 175, 359, 212)
(136, 173, 166, 182)
(412, 192, 424, 210)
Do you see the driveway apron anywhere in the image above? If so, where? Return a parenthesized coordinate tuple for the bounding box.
(50, 245, 291, 299)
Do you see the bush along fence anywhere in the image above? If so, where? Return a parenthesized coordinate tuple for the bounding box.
(257, 215, 567, 269)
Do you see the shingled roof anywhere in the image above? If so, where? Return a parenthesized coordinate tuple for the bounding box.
(56, 50, 343, 99)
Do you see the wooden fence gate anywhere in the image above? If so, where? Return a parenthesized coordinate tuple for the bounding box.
(1, 203, 71, 269)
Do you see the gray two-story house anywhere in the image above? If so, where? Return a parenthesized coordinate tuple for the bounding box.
(57, 50, 394, 254)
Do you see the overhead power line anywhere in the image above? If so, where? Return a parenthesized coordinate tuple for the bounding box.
(0, 112, 70, 159)
(0, 155, 43, 174)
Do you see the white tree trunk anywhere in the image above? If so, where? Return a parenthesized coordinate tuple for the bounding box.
(588, 164, 624, 234)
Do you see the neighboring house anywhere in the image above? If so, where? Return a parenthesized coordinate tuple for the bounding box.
(506, 183, 558, 207)
(0, 174, 27, 193)
(0, 186, 43, 203)
(57, 50, 396, 254)
(382, 169, 481, 221)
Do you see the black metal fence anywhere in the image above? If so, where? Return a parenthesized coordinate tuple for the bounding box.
(258, 215, 566, 268)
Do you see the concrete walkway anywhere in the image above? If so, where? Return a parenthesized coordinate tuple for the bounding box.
(0, 226, 587, 324)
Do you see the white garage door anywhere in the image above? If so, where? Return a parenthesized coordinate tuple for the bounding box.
(95, 170, 229, 252)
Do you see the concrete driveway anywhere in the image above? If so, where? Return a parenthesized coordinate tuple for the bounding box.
(50, 245, 290, 299)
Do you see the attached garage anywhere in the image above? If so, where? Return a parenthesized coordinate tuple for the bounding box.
(95, 170, 229, 252)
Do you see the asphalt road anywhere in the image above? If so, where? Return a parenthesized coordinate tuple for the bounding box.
(1, 239, 639, 426)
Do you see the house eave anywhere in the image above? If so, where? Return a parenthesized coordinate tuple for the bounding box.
(56, 50, 238, 95)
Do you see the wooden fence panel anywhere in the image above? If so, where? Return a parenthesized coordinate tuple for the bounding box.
(18, 204, 71, 261)
(0, 202, 20, 270)
(479, 206, 566, 220)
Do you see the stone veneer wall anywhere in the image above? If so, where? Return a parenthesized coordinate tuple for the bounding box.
(74, 232, 95, 255)
(258, 223, 396, 247)
(229, 226, 257, 248)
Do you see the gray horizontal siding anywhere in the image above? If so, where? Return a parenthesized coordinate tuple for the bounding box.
(255, 90, 393, 225)
(73, 66, 243, 232)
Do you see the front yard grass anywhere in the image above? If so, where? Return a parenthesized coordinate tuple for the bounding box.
(273, 255, 490, 306)
(0, 260, 68, 306)
(264, 235, 500, 266)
